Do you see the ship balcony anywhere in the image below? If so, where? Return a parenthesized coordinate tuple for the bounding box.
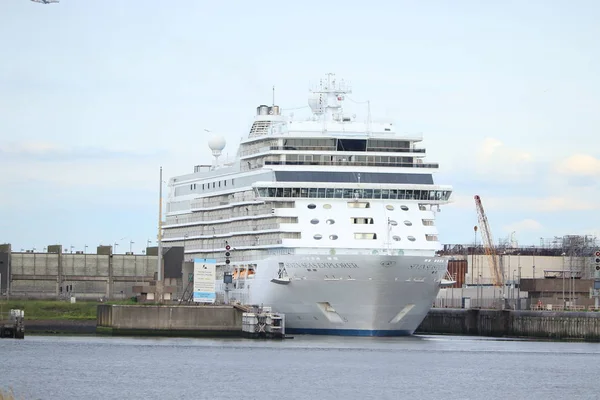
(267, 146, 425, 153)
(263, 160, 438, 169)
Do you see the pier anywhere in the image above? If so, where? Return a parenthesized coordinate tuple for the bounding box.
(96, 304, 286, 339)
(0, 309, 25, 339)
(416, 308, 600, 341)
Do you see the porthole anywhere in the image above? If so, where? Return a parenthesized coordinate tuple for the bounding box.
(311, 218, 319, 225)
(386, 205, 395, 211)
(313, 234, 323, 240)
(389, 220, 398, 226)
(400, 205, 409, 211)
(407, 236, 416, 241)
(329, 234, 338, 240)
(323, 204, 332, 209)
(326, 219, 335, 225)
(308, 204, 316, 209)
(393, 236, 401, 241)
(404, 220, 413, 226)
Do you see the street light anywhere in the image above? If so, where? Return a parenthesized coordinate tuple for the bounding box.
(531, 245, 536, 279)
(183, 234, 189, 261)
(129, 240, 135, 253)
(561, 252, 566, 308)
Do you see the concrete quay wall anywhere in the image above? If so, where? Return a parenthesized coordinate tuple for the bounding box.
(97, 304, 243, 336)
(416, 308, 600, 341)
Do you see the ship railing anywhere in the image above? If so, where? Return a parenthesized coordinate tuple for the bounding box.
(264, 160, 439, 168)
(162, 224, 282, 240)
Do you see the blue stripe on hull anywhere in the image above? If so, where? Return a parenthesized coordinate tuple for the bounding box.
(286, 328, 413, 337)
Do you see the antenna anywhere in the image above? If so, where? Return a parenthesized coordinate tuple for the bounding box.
(272, 86, 275, 106)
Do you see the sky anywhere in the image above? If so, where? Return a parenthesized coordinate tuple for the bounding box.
(1, 0, 599, 253)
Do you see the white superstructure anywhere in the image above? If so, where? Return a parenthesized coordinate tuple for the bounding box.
(163, 74, 453, 336)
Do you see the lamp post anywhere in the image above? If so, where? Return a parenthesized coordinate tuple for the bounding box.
(532, 245, 536, 279)
(114, 243, 119, 254)
(472, 226, 478, 285)
(84, 245, 88, 272)
(129, 240, 135, 254)
(561, 252, 566, 308)
(32, 247, 36, 276)
(183, 234, 189, 262)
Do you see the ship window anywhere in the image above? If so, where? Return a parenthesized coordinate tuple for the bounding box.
(386, 205, 394, 211)
(213, 182, 215, 188)
(393, 235, 401, 241)
(354, 233, 377, 240)
(311, 218, 319, 224)
(308, 204, 316, 209)
(329, 234, 338, 240)
(326, 219, 335, 225)
(404, 220, 413, 226)
(323, 204, 332, 209)
(400, 205, 409, 211)
(407, 236, 416, 241)
(313, 234, 323, 240)
(389, 220, 398, 226)
(337, 139, 367, 152)
(352, 218, 374, 224)
(202, 184, 205, 190)
(348, 201, 370, 208)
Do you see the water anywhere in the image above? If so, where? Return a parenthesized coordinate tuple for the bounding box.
(1, 335, 600, 400)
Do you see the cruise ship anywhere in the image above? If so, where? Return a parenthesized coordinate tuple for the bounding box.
(162, 74, 453, 336)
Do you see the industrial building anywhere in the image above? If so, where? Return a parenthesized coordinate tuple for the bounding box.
(437, 235, 600, 309)
(0, 243, 186, 301)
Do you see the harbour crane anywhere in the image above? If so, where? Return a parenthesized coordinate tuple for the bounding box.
(31, 0, 59, 4)
(474, 195, 505, 288)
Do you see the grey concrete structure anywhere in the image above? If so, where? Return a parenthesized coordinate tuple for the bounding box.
(0, 243, 186, 300)
(417, 308, 600, 341)
(97, 304, 243, 336)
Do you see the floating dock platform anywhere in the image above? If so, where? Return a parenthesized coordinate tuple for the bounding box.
(0, 309, 25, 339)
(242, 306, 285, 339)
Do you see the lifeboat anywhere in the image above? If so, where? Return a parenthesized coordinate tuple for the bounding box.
(232, 267, 255, 280)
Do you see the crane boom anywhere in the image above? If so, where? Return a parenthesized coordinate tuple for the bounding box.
(474, 195, 504, 286)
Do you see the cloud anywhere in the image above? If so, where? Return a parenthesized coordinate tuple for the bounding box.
(472, 138, 536, 182)
(555, 154, 600, 177)
(503, 219, 543, 233)
(448, 194, 600, 212)
(0, 140, 164, 162)
(0, 140, 170, 190)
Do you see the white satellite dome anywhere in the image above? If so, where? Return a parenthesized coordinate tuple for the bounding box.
(208, 135, 226, 151)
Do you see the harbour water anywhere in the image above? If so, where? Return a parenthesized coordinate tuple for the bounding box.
(1, 335, 599, 400)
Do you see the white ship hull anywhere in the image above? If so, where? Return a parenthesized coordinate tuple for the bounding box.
(224, 253, 447, 336)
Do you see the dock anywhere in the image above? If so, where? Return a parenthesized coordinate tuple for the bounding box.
(242, 306, 286, 339)
(0, 309, 25, 339)
(96, 304, 286, 339)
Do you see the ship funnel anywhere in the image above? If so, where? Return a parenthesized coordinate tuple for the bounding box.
(257, 105, 270, 116)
